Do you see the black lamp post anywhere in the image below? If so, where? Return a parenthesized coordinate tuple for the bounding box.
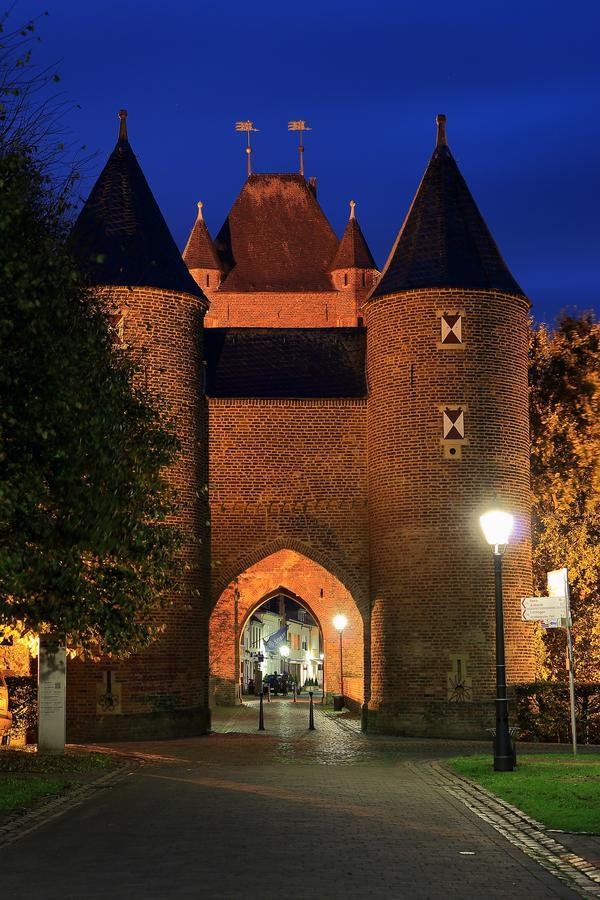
(480, 509, 515, 772)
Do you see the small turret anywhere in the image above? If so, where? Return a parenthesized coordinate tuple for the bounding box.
(329, 200, 378, 320)
(183, 201, 223, 292)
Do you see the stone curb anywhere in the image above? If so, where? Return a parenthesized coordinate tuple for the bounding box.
(421, 760, 600, 899)
(0, 757, 140, 849)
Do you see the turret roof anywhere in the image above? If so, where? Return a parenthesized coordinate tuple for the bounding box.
(330, 201, 377, 271)
(214, 173, 339, 292)
(371, 115, 523, 300)
(183, 202, 222, 271)
(70, 111, 204, 299)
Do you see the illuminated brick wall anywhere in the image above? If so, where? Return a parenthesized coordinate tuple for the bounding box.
(208, 398, 370, 706)
(202, 289, 359, 328)
(66, 286, 211, 741)
(365, 287, 536, 737)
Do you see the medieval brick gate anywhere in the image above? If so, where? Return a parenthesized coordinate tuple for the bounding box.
(209, 548, 366, 712)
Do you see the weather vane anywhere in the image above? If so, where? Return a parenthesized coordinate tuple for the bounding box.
(235, 121, 259, 177)
(288, 120, 312, 177)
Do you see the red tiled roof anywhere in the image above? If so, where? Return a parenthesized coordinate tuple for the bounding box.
(183, 203, 222, 271)
(330, 211, 377, 271)
(214, 174, 339, 292)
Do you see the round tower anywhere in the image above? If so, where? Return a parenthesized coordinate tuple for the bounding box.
(68, 111, 211, 740)
(365, 115, 536, 737)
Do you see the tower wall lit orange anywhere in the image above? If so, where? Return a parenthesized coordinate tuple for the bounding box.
(66, 111, 537, 741)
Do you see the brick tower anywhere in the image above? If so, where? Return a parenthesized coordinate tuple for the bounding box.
(68, 111, 211, 740)
(365, 115, 536, 736)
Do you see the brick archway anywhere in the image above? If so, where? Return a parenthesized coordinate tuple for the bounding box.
(209, 548, 364, 709)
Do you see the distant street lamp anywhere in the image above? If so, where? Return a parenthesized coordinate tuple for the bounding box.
(480, 508, 515, 772)
(279, 644, 290, 696)
(279, 643, 290, 673)
(333, 614, 348, 699)
(320, 652, 325, 704)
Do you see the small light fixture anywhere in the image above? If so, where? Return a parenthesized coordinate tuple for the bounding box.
(279, 645, 290, 658)
(479, 509, 513, 555)
(333, 614, 348, 632)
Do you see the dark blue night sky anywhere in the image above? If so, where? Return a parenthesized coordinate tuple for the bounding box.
(24, 0, 599, 324)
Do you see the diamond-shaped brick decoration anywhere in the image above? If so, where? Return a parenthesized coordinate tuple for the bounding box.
(436, 308, 465, 349)
(442, 407, 464, 440)
(437, 404, 469, 459)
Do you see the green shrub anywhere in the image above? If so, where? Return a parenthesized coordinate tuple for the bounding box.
(514, 682, 600, 744)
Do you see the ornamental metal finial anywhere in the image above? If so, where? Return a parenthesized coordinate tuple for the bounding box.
(349, 199, 356, 219)
(436, 113, 447, 147)
(288, 120, 312, 177)
(235, 121, 259, 177)
(118, 109, 128, 142)
(197, 200, 204, 221)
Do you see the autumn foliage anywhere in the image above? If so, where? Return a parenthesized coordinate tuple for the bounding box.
(529, 312, 600, 681)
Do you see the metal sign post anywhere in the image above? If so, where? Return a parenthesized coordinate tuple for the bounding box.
(548, 568, 577, 758)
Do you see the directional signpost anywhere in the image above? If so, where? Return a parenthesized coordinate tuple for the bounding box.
(548, 568, 577, 758)
(520, 568, 576, 757)
(520, 596, 567, 625)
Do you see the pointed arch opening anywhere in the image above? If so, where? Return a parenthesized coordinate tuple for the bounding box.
(209, 549, 364, 710)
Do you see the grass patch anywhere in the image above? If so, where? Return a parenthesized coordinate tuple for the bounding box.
(0, 776, 66, 813)
(0, 750, 115, 774)
(447, 754, 600, 833)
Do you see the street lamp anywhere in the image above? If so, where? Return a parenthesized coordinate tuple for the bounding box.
(279, 643, 290, 672)
(333, 614, 348, 699)
(480, 508, 515, 772)
(279, 644, 290, 696)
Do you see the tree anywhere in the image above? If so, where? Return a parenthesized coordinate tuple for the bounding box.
(0, 14, 181, 659)
(529, 312, 600, 682)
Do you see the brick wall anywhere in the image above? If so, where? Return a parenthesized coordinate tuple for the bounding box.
(66, 286, 211, 741)
(203, 290, 359, 328)
(208, 398, 370, 704)
(365, 287, 536, 736)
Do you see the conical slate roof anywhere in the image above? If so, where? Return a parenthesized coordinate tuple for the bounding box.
(183, 202, 222, 271)
(371, 115, 523, 300)
(214, 173, 339, 292)
(70, 111, 204, 299)
(330, 202, 377, 271)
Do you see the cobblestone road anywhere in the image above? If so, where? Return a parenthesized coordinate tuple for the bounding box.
(0, 700, 595, 899)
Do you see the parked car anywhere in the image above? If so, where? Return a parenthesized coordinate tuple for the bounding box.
(0, 673, 12, 746)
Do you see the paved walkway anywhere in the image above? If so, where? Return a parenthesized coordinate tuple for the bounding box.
(0, 701, 597, 899)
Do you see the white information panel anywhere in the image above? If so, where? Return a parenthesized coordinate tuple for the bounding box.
(38, 638, 66, 753)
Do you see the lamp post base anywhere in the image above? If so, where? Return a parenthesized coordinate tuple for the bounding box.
(494, 754, 514, 772)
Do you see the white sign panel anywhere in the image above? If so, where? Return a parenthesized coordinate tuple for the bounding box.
(521, 596, 568, 622)
(548, 568, 569, 599)
(38, 638, 66, 753)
